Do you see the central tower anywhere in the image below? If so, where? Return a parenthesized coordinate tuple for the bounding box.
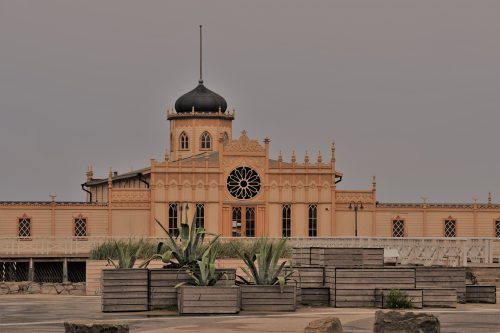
(167, 26, 234, 160)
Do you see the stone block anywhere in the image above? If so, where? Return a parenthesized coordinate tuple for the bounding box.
(374, 310, 440, 333)
(55, 284, 65, 293)
(305, 317, 343, 333)
(41, 284, 58, 295)
(69, 289, 86, 296)
(8, 283, 20, 293)
(64, 321, 129, 333)
(28, 283, 41, 294)
(0, 285, 9, 295)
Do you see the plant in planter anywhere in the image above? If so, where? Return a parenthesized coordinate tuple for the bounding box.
(177, 245, 239, 314)
(146, 215, 234, 310)
(235, 238, 296, 312)
(101, 239, 150, 312)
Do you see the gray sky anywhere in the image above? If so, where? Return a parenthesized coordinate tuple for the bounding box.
(0, 0, 499, 203)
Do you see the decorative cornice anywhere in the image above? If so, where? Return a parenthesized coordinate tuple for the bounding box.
(224, 131, 265, 153)
(377, 202, 500, 209)
(0, 201, 108, 207)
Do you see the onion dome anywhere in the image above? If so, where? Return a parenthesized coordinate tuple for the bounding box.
(174, 80, 227, 113)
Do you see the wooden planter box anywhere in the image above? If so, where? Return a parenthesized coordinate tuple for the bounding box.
(101, 269, 148, 312)
(177, 286, 240, 314)
(466, 285, 497, 304)
(375, 288, 423, 309)
(149, 268, 236, 310)
(416, 267, 466, 302)
(240, 285, 296, 312)
(301, 288, 330, 306)
(422, 288, 457, 308)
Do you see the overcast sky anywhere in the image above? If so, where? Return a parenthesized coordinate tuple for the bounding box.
(0, 1, 499, 203)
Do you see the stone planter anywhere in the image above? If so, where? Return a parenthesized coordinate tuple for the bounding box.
(101, 269, 148, 312)
(177, 286, 240, 314)
(149, 268, 236, 310)
(240, 285, 296, 311)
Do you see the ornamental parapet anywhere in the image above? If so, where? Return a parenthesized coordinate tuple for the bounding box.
(167, 109, 235, 120)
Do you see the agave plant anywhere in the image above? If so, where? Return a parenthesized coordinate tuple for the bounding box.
(106, 239, 146, 269)
(235, 238, 294, 288)
(142, 212, 219, 269)
(177, 244, 226, 287)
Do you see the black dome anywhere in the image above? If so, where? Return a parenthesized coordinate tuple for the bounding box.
(175, 80, 227, 113)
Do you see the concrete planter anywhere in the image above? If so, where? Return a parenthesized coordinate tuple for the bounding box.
(177, 286, 240, 314)
(240, 285, 296, 311)
(101, 269, 148, 312)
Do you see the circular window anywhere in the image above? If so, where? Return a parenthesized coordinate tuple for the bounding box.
(227, 166, 261, 200)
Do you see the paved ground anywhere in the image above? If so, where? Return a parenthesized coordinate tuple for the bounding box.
(0, 295, 499, 333)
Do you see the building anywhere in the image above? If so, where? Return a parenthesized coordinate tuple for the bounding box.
(1, 73, 500, 243)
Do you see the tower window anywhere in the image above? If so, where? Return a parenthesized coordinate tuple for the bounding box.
(74, 217, 87, 238)
(392, 219, 405, 238)
(308, 204, 317, 237)
(195, 203, 205, 229)
(495, 220, 500, 238)
(444, 219, 456, 237)
(200, 131, 212, 150)
(168, 203, 179, 236)
(18, 217, 31, 239)
(223, 132, 229, 146)
(179, 132, 189, 150)
(282, 204, 292, 237)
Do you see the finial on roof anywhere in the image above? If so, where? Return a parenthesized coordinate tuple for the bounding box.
(164, 149, 169, 161)
(291, 150, 296, 163)
(86, 165, 94, 181)
(372, 175, 377, 190)
(304, 151, 309, 164)
(488, 192, 492, 205)
(331, 142, 336, 163)
(278, 150, 283, 162)
(317, 150, 322, 163)
(199, 25, 203, 84)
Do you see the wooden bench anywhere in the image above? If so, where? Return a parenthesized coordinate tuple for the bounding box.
(375, 288, 423, 309)
(466, 285, 497, 304)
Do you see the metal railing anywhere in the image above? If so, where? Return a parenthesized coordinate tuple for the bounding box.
(0, 236, 499, 266)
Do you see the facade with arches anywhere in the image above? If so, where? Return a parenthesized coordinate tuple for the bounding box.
(1, 78, 500, 241)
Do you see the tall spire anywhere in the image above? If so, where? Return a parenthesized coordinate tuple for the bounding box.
(199, 25, 203, 84)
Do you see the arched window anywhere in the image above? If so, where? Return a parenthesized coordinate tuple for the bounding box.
(195, 203, 205, 229)
(444, 218, 456, 237)
(308, 204, 317, 237)
(168, 203, 179, 236)
(282, 204, 292, 237)
(179, 132, 189, 150)
(200, 131, 212, 150)
(392, 218, 405, 237)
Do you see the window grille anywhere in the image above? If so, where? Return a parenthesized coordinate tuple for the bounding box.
(68, 261, 86, 283)
(232, 207, 242, 237)
(495, 220, 500, 238)
(1, 262, 28, 282)
(168, 203, 179, 236)
(444, 219, 456, 237)
(245, 207, 255, 237)
(226, 166, 261, 200)
(34, 262, 63, 283)
(200, 132, 212, 149)
(282, 204, 292, 237)
(179, 132, 189, 150)
(308, 204, 318, 237)
(195, 203, 205, 229)
(392, 219, 405, 237)
(18, 217, 31, 239)
(74, 217, 87, 238)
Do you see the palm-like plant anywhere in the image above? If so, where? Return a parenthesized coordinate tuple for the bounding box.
(235, 238, 294, 288)
(178, 244, 226, 287)
(142, 213, 219, 269)
(106, 239, 146, 269)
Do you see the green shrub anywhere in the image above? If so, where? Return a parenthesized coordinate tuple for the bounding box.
(89, 239, 156, 261)
(217, 239, 292, 259)
(385, 289, 413, 309)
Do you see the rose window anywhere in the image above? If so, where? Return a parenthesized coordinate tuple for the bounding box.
(227, 166, 261, 199)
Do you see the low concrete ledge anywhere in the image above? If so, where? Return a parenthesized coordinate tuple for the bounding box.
(64, 321, 129, 333)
